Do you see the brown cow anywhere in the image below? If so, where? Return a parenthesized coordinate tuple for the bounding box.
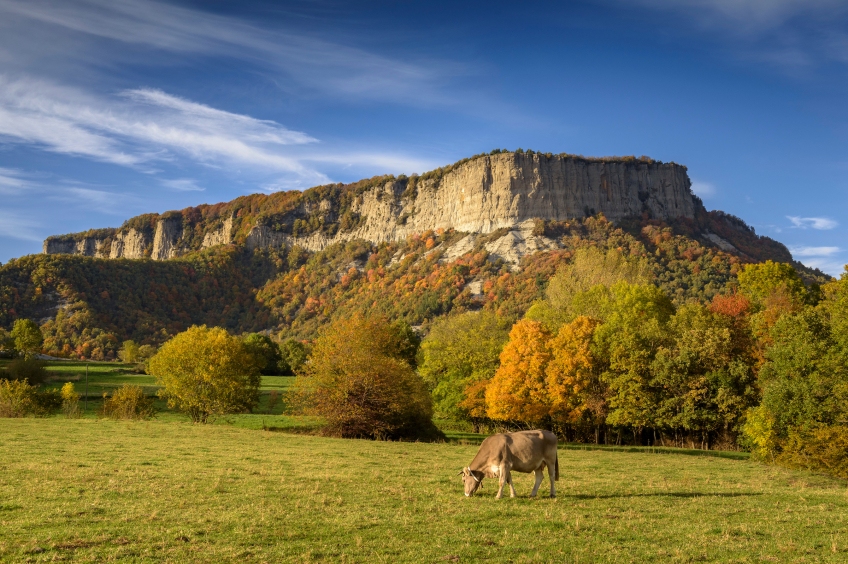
(460, 430, 558, 498)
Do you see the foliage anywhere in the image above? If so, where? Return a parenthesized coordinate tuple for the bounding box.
(118, 340, 141, 363)
(738, 260, 809, 311)
(0, 379, 37, 417)
(278, 338, 308, 375)
(60, 382, 81, 419)
(5, 357, 48, 386)
(148, 326, 262, 423)
(290, 316, 441, 440)
(11, 318, 42, 359)
(485, 320, 553, 424)
(100, 384, 155, 420)
(418, 311, 511, 424)
(243, 333, 282, 375)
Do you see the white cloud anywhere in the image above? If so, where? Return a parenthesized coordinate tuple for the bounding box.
(787, 216, 838, 230)
(0, 209, 41, 241)
(161, 178, 204, 192)
(0, 0, 456, 106)
(790, 246, 840, 257)
(690, 179, 716, 198)
(0, 167, 29, 194)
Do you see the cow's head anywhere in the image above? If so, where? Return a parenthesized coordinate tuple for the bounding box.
(459, 467, 483, 496)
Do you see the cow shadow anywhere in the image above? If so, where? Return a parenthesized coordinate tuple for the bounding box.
(560, 491, 762, 500)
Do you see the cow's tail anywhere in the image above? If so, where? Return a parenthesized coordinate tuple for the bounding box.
(555, 451, 559, 481)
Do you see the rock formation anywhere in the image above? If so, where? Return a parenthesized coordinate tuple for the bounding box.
(43, 151, 701, 262)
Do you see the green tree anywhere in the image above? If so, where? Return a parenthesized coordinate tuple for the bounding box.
(118, 340, 140, 363)
(243, 333, 282, 375)
(278, 339, 308, 375)
(11, 319, 43, 359)
(148, 326, 262, 423)
(418, 311, 511, 425)
(526, 247, 652, 331)
(737, 260, 808, 311)
(290, 315, 440, 440)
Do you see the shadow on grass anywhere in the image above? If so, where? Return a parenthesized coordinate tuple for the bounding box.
(562, 491, 763, 500)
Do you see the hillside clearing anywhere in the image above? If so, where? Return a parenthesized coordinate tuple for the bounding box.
(1, 419, 846, 563)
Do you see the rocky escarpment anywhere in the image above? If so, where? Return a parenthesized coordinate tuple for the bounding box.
(43, 151, 709, 263)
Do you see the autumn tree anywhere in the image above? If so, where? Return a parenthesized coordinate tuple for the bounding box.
(290, 315, 440, 440)
(419, 311, 511, 425)
(11, 319, 43, 359)
(485, 319, 552, 425)
(546, 316, 607, 438)
(277, 338, 308, 375)
(148, 326, 262, 423)
(118, 340, 140, 363)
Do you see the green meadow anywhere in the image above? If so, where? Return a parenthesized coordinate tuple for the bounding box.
(1, 361, 847, 563)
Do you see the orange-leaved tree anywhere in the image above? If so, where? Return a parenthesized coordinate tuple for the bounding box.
(485, 319, 552, 425)
(546, 316, 606, 430)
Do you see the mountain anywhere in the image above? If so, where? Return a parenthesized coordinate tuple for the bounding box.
(2, 150, 826, 360)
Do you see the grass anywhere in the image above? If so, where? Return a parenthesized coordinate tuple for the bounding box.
(1, 419, 847, 563)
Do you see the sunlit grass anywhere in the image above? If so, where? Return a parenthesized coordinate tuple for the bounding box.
(1, 418, 846, 563)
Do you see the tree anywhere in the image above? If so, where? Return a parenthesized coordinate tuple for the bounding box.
(278, 339, 308, 375)
(526, 247, 652, 331)
(148, 326, 262, 423)
(546, 316, 607, 434)
(419, 311, 511, 424)
(11, 319, 43, 359)
(118, 340, 140, 363)
(290, 315, 440, 440)
(737, 260, 808, 311)
(243, 333, 282, 375)
(485, 319, 552, 425)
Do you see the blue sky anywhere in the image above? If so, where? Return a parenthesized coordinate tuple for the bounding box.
(0, 0, 846, 275)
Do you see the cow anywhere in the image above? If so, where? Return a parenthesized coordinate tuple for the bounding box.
(459, 430, 558, 499)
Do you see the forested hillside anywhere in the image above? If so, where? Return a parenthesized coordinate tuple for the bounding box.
(0, 213, 829, 360)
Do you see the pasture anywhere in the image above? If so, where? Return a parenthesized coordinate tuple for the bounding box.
(1, 418, 847, 563)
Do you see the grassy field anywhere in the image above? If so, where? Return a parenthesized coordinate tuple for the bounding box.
(1, 418, 847, 563)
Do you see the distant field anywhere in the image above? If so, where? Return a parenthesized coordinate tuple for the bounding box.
(1, 419, 847, 563)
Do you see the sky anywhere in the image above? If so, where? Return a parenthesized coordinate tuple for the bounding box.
(0, 0, 846, 275)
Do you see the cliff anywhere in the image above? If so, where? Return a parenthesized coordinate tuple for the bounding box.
(43, 151, 701, 261)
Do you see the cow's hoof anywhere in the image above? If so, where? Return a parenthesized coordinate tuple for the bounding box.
(529, 494, 537, 498)
(550, 495, 556, 499)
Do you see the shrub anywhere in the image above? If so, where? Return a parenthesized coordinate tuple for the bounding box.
(148, 326, 261, 423)
(777, 425, 848, 479)
(61, 382, 81, 419)
(101, 384, 155, 420)
(290, 315, 442, 441)
(5, 357, 48, 386)
(0, 379, 37, 417)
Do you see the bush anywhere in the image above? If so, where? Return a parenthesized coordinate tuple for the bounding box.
(61, 382, 81, 419)
(5, 357, 48, 386)
(148, 326, 261, 423)
(290, 316, 442, 441)
(777, 425, 848, 479)
(0, 379, 37, 417)
(101, 384, 155, 420)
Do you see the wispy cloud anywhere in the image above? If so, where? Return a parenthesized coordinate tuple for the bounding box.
(691, 179, 717, 198)
(0, 0, 458, 106)
(790, 245, 840, 257)
(0, 166, 30, 194)
(0, 209, 41, 241)
(161, 178, 204, 192)
(787, 216, 838, 230)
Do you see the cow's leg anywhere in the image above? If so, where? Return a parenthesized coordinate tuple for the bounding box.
(547, 458, 557, 498)
(506, 468, 517, 498)
(530, 468, 544, 498)
(496, 472, 506, 499)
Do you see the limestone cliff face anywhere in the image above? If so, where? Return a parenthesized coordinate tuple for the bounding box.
(43, 152, 699, 261)
(109, 228, 150, 259)
(43, 230, 115, 259)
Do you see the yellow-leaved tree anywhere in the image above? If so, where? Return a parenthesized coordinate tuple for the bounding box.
(485, 319, 552, 424)
(148, 326, 261, 423)
(546, 316, 606, 431)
